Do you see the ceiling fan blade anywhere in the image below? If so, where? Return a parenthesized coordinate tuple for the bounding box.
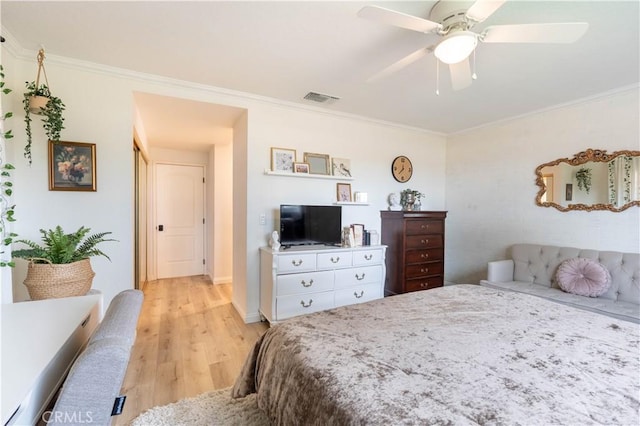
(449, 58, 473, 91)
(482, 23, 589, 43)
(368, 47, 433, 83)
(358, 6, 442, 33)
(466, 0, 507, 23)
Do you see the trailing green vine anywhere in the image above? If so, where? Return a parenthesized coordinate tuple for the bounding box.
(575, 167, 592, 194)
(0, 65, 17, 267)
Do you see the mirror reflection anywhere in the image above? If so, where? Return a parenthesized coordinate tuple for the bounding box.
(535, 149, 640, 212)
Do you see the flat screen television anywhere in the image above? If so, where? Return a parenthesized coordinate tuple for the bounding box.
(279, 204, 342, 248)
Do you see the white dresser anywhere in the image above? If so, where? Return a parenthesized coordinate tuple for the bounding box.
(260, 245, 386, 323)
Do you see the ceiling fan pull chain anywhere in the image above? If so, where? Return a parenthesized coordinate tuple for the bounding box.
(472, 49, 478, 80)
(435, 59, 440, 96)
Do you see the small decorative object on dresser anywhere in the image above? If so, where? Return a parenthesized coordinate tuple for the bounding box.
(388, 193, 402, 210)
(270, 231, 281, 250)
(381, 211, 447, 296)
(400, 189, 424, 211)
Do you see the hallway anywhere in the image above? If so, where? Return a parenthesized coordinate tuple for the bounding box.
(116, 277, 268, 424)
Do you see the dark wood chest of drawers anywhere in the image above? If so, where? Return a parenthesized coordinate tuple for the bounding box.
(380, 211, 447, 296)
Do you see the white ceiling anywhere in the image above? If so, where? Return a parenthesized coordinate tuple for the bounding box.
(2, 1, 639, 150)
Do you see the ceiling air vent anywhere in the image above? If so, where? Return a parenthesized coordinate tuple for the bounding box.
(303, 91, 340, 104)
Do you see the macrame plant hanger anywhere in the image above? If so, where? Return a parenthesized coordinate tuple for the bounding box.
(29, 48, 51, 115)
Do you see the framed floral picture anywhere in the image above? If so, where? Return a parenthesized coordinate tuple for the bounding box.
(336, 183, 352, 202)
(294, 162, 310, 173)
(271, 147, 296, 172)
(49, 140, 97, 191)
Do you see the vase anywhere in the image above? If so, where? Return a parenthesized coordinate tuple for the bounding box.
(404, 193, 415, 211)
(23, 259, 95, 300)
(28, 95, 49, 115)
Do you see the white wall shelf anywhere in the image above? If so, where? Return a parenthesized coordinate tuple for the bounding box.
(333, 202, 369, 206)
(264, 170, 354, 181)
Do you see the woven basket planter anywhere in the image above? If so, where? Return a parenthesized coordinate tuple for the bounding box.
(24, 258, 95, 300)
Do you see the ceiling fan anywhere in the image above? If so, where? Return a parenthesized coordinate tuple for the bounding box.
(358, 0, 588, 91)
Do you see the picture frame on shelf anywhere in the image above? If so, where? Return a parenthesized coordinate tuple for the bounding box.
(49, 140, 97, 191)
(336, 183, 352, 202)
(303, 152, 330, 175)
(293, 162, 310, 174)
(271, 147, 296, 172)
(331, 158, 351, 177)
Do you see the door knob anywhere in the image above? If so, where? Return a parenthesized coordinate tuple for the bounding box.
(158, 224, 164, 231)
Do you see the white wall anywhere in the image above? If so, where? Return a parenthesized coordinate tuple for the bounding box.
(445, 88, 640, 284)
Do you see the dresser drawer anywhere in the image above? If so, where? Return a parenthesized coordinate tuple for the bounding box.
(277, 253, 317, 273)
(405, 276, 444, 292)
(405, 248, 443, 264)
(276, 271, 334, 296)
(276, 291, 334, 320)
(335, 265, 382, 287)
(317, 251, 353, 270)
(334, 283, 381, 308)
(405, 262, 444, 279)
(405, 220, 444, 236)
(352, 248, 383, 266)
(405, 234, 443, 249)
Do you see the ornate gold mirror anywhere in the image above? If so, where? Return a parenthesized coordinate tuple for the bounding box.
(535, 149, 640, 212)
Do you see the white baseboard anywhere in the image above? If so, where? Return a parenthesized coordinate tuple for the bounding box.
(212, 276, 232, 285)
(231, 299, 263, 324)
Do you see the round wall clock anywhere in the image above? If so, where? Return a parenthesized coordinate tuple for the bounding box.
(391, 155, 413, 182)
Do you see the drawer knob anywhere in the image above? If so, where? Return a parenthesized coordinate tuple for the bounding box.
(421, 239, 429, 245)
(355, 273, 365, 281)
(292, 259, 303, 267)
(421, 253, 429, 259)
(300, 299, 313, 308)
(354, 290, 364, 299)
(420, 283, 427, 288)
(421, 268, 429, 273)
(364, 254, 373, 260)
(421, 224, 429, 229)
(330, 256, 340, 263)
(301, 279, 313, 288)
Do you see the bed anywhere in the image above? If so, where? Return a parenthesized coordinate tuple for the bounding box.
(232, 284, 640, 425)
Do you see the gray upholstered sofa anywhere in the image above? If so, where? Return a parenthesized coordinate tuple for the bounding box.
(480, 244, 640, 323)
(49, 289, 143, 425)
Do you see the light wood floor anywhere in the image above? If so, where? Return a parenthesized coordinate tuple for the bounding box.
(115, 276, 268, 425)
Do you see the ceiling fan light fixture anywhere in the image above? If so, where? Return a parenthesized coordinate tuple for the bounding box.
(434, 31, 478, 65)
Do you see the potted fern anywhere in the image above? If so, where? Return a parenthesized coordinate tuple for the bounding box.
(12, 226, 115, 300)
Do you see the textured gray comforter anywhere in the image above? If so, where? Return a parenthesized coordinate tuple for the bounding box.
(232, 285, 640, 425)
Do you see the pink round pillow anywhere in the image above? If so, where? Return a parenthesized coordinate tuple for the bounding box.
(556, 258, 611, 297)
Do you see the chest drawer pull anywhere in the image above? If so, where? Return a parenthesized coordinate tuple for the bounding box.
(354, 290, 364, 298)
(300, 299, 313, 308)
(421, 239, 429, 245)
(292, 259, 303, 267)
(421, 253, 429, 259)
(301, 279, 314, 288)
(364, 254, 373, 260)
(421, 224, 429, 230)
(330, 256, 340, 263)
(355, 273, 366, 281)
(421, 268, 429, 273)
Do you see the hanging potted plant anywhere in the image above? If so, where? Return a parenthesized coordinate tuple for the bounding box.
(575, 167, 592, 194)
(22, 48, 65, 164)
(12, 226, 115, 300)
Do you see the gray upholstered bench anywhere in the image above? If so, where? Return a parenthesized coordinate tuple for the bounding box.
(48, 289, 143, 425)
(480, 244, 640, 323)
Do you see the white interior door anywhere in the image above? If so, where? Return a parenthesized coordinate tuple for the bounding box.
(156, 164, 205, 279)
